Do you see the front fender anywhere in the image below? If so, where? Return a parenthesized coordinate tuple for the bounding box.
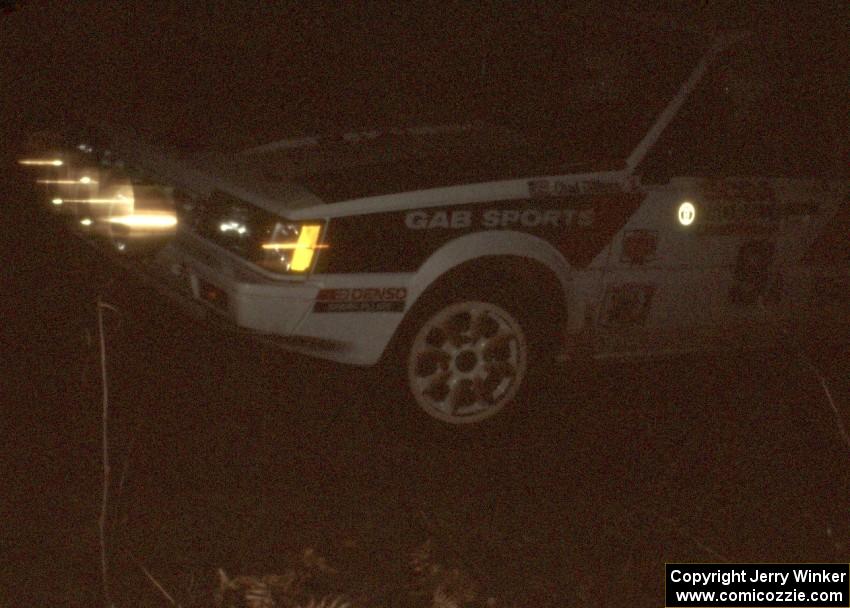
(406, 229, 575, 314)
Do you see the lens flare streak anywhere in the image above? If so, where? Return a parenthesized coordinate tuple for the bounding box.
(106, 213, 177, 229)
(37, 179, 98, 185)
(19, 159, 64, 166)
(57, 198, 134, 204)
(261, 243, 329, 250)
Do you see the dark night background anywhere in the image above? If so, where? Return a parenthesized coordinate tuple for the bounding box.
(1, 2, 849, 607)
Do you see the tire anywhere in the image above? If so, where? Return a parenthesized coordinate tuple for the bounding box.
(391, 282, 546, 428)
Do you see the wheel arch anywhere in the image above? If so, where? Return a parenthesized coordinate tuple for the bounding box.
(383, 232, 572, 424)
(406, 230, 573, 311)
(401, 231, 573, 352)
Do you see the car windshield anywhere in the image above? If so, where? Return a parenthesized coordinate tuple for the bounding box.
(479, 18, 707, 166)
(167, 11, 709, 166)
(45, 6, 844, 175)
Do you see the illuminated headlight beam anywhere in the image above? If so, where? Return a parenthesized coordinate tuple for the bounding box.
(37, 178, 99, 185)
(106, 213, 177, 228)
(261, 243, 329, 250)
(19, 159, 64, 166)
(58, 198, 134, 204)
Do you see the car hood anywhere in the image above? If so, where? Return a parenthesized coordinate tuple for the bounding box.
(103, 122, 623, 216)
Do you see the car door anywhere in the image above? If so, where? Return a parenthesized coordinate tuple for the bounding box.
(595, 38, 849, 357)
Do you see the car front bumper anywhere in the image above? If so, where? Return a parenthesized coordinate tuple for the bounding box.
(83, 228, 358, 359)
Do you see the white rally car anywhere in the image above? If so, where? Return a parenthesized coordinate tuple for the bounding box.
(21, 26, 849, 426)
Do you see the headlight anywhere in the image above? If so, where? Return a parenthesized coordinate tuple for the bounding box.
(20, 134, 178, 256)
(100, 183, 178, 255)
(18, 158, 64, 166)
(259, 222, 326, 273)
(178, 190, 326, 275)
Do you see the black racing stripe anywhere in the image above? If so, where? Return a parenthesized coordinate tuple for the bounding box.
(315, 193, 645, 274)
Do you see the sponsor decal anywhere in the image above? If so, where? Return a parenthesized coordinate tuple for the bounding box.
(404, 207, 595, 230)
(729, 240, 783, 305)
(527, 178, 623, 198)
(700, 178, 777, 202)
(404, 209, 473, 230)
(481, 207, 595, 229)
(695, 179, 819, 236)
(320, 192, 646, 273)
(620, 229, 658, 265)
(315, 301, 404, 312)
(313, 287, 407, 313)
(698, 201, 820, 236)
(600, 283, 656, 326)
